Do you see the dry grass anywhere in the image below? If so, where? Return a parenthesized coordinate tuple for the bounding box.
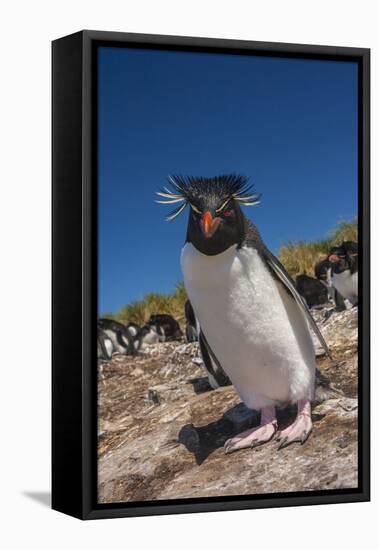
(279, 219, 357, 277)
(108, 283, 188, 325)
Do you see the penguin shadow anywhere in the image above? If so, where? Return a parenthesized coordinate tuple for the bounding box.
(178, 420, 234, 465)
(275, 404, 299, 431)
(178, 403, 260, 465)
(178, 403, 302, 465)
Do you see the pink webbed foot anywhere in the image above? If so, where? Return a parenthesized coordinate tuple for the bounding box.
(224, 406, 277, 454)
(277, 399, 312, 450)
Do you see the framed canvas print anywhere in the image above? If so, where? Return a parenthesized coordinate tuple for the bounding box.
(52, 30, 370, 520)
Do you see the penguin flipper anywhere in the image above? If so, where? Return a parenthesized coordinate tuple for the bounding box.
(198, 330, 232, 388)
(260, 247, 332, 360)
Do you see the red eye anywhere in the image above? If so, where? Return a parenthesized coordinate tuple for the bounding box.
(223, 209, 233, 217)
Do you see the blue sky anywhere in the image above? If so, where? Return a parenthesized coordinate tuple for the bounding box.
(98, 46, 358, 315)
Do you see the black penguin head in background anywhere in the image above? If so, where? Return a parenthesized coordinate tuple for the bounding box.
(314, 258, 331, 282)
(156, 174, 260, 256)
(328, 240, 358, 274)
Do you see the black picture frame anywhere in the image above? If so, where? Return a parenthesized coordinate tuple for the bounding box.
(52, 30, 370, 520)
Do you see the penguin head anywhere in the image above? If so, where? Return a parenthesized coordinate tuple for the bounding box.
(328, 241, 358, 274)
(314, 258, 331, 281)
(156, 174, 260, 256)
(185, 191, 246, 256)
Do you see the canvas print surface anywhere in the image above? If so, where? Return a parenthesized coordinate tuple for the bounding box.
(97, 46, 358, 504)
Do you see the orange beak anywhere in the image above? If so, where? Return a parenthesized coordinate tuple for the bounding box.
(329, 254, 339, 263)
(200, 211, 221, 238)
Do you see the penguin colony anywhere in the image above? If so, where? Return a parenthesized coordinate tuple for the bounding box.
(157, 174, 358, 452)
(97, 315, 183, 361)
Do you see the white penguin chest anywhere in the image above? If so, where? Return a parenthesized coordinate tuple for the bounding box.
(180, 243, 315, 408)
(181, 243, 281, 333)
(332, 270, 358, 304)
(181, 243, 295, 346)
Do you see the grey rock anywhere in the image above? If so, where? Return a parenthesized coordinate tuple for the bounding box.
(314, 397, 358, 418)
(312, 307, 358, 356)
(98, 307, 358, 504)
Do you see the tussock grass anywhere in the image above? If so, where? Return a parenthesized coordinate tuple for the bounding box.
(110, 283, 188, 326)
(279, 219, 357, 278)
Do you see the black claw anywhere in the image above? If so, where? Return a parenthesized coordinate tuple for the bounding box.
(279, 437, 300, 449)
(300, 429, 312, 445)
(224, 441, 237, 454)
(279, 431, 312, 449)
(278, 436, 289, 450)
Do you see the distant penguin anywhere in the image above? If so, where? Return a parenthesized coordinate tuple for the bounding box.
(184, 300, 198, 342)
(157, 174, 330, 452)
(148, 314, 183, 341)
(98, 318, 136, 356)
(314, 258, 334, 301)
(328, 241, 358, 306)
(97, 327, 113, 361)
(126, 322, 140, 338)
(134, 324, 162, 351)
(315, 258, 346, 310)
(295, 274, 329, 309)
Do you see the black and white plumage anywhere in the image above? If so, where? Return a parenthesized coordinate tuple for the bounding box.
(126, 322, 141, 337)
(134, 324, 163, 350)
(97, 327, 113, 361)
(295, 273, 329, 309)
(134, 314, 183, 351)
(98, 319, 137, 356)
(198, 329, 232, 388)
(181, 221, 328, 408)
(158, 174, 331, 451)
(314, 258, 346, 310)
(328, 241, 358, 306)
(185, 299, 231, 386)
(184, 300, 198, 343)
(148, 314, 183, 341)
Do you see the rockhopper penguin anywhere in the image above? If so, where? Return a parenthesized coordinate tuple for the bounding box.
(157, 174, 330, 452)
(328, 241, 358, 306)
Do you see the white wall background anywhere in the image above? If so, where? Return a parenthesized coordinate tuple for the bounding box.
(0, 1, 376, 548)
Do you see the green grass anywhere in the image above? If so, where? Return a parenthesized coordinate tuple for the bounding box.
(278, 218, 357, 278)
(106, 218, 357, 323)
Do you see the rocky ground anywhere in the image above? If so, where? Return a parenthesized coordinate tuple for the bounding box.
(97, 307, 358, 504)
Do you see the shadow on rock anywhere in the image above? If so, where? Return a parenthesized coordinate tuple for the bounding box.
(178, 403, 261, 465)
(187, 376, 213, 395)
(177, 403, 317, 465)
(178, 421, 232, 465)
